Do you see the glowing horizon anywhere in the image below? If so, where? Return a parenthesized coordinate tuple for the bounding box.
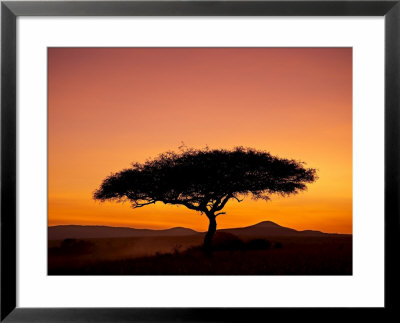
(48, 48, 352, 234)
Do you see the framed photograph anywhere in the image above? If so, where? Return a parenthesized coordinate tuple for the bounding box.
(1, 0, 399, 321)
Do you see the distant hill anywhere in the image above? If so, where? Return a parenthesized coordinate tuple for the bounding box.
(49, 220, 349, 240)
(221, 221, 344, 237)
(48, 225, 199, 240)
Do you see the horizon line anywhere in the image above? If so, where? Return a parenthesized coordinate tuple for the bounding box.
(48, 220, 352, 235)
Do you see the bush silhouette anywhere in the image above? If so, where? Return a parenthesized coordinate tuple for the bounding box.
(211, 232, 244, 251)
(94, 147, 317, 250)
(59, 239, 94, 254)
(246, 239, 271, 250)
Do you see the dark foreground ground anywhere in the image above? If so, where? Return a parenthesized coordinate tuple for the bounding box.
(48, 233, 352, 275)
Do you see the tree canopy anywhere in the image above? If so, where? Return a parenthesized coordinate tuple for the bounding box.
(93, 147, 318, 218)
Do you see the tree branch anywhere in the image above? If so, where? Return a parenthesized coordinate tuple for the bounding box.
(199, 195, 211, 212)
(161, 199, 201, 212)
(132, 200, 156, 208)
(232, 195, 243, 203)
(214, 194, 232, 212)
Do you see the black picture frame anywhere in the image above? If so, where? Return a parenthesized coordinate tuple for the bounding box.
(1, 1, 399, 321)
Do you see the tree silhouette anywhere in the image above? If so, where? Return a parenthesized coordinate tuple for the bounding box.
(93, 147, 318, 250)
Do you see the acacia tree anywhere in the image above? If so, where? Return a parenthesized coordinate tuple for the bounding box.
(93, 147, 317, 250)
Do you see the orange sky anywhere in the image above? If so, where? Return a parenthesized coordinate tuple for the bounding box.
(48, 48, 352, 234)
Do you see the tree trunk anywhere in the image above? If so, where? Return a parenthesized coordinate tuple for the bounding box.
(204, 214, 217, 252)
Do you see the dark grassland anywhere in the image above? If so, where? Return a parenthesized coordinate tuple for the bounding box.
(48, 234, 352, 275)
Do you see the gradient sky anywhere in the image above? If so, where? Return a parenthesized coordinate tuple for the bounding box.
(48, 48, 352, 233)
